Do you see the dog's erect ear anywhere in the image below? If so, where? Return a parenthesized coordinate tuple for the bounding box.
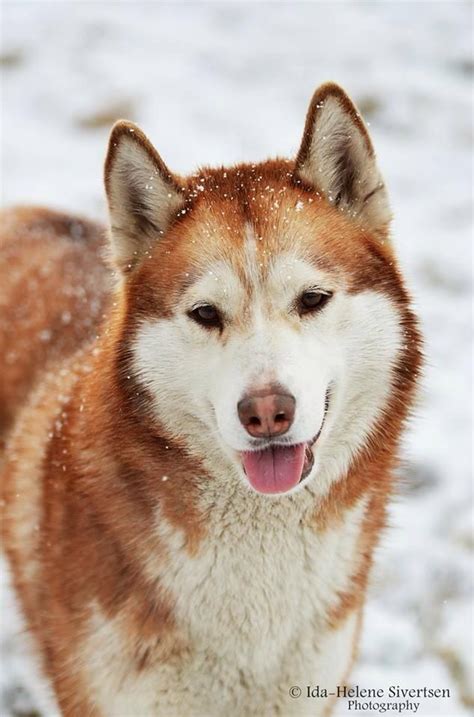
(295, 83, 390, 236)
(104, 121, 185, 271)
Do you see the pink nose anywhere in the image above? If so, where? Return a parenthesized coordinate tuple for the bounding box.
(237, 386, 296, 438)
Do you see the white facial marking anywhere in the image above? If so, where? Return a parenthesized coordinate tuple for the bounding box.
(244, 221, 260, 288)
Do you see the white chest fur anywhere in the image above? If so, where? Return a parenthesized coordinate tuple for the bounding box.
(160, 490, 367, 668)
(83, 492, 368, 716)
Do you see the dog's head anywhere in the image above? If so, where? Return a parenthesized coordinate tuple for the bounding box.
(104, 83, 420, 497)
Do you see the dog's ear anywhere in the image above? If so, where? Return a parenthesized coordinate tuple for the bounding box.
(295, 83, 390, 236)
(104, 121, 185, 272)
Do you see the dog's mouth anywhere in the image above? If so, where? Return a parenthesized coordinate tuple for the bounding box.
(240, 389, 330, 496)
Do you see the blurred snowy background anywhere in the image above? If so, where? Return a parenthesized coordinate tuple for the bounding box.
(0, 1, 472, 715)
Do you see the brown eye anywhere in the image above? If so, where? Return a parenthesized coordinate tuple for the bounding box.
(299, 290, 332, 315)
(189, 304, 222, 329)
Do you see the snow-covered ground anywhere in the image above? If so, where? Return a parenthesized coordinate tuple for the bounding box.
(1, 2, 472, 716)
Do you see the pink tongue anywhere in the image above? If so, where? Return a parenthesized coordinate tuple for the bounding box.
(241, 444, 306, 495)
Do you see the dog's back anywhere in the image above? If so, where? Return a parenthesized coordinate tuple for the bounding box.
(0, 206, 109, 441)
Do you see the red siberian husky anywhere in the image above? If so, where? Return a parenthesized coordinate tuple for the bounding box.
(1, 83, 422, 716)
